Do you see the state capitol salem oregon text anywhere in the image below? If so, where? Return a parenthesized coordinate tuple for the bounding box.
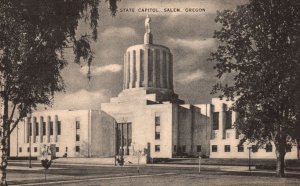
(119, 8, 206, 13)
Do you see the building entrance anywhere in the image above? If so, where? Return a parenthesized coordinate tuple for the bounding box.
(115, 123, 132, 156)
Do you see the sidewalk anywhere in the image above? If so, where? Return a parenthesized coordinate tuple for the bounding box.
(8, 159, 300, 173)
(8, 159, 257, 172)
(7, 166, 65, 171)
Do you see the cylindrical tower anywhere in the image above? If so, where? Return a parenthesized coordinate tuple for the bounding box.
(123, 16, 174, 94)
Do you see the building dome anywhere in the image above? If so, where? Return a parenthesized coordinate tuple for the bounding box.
(123, 16, 174, 93)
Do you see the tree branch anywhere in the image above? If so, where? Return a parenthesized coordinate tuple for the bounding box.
(8, 103, 16, 124)
(9, 117, 22, 135)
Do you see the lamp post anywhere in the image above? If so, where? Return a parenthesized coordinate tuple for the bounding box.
(120, 123, 124, 166)
(198, 153, 201, 174)
(114, 123, 117, 166)
(27, 113, 32, 168)
(29, 126, 32, 168)
(16, 124, 19, 157)
(247, 147, 252, 171)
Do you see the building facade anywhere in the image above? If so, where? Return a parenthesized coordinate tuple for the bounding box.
(209, 98, 298, 159)
(101, 16, 210, 159)
(10, 17, 299, 161)
(10, 110, 116, 158)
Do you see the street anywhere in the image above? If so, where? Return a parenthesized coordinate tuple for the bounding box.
(7, 161, 300, 186)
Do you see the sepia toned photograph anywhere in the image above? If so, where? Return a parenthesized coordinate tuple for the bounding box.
(0, 0, 299, 185)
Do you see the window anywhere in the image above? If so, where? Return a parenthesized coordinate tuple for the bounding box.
(197, 145, 201, 152)
(133, 50, 136, 88)
(238, 145, 244, 152)
(155, 145, 160, 152)
(29, 123, 32, 136)
(76, 146, 80, 152)
(162, 51, 167, 86)
(140, 49, 145, 82)
(76, 121, 80, 129)
(212, 112, 219, 130)
(155, 116, 160, 126)
(252, 145, 258, 152)
(50, 122, 53, 135)
(140, 49, 147, 86)
(57, 121, 61, 135)
(235, 129, 240, 139)
(266, 144, 272, 152)
(27, 147, 30, 152)
(174, 145, 177, 152)
(155, 50, 160, 87)
(42, 122, 46, 136)
(155, 132, 160, 140)
(34, 147, 37, 152)
(19, 147, 22, 153)
(182, 145, 186, 153)
(225, 145, 230, 152)
(225, 111, 232, 129)
(35, 123, 39, 136)
(128, 138, 132, 146)
(128, 123, 132, 146)
(212, 145, 217, 152)
(123, 138, 127, 146)
(286, 144, 292, 152)
(76, 134, 80, 141)
(56, 147, 59, 152)
(147, 50, 153, 84)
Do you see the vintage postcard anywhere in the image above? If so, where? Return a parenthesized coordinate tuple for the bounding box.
(4, 0, 300, 185)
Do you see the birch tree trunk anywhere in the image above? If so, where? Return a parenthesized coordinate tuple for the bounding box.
(0, 79, 8, 185)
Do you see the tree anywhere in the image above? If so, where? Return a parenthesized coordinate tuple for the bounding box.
(210, 0, 300, 177)
(0, 0, 118, 185)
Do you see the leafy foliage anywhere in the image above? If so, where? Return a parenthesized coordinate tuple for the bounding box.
(0, 1, 118, 185)
(210, 0, 300, 177)
(0, 0, 118, 132)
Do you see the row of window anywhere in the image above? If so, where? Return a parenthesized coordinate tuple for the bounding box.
(155, 114, 160, 140)
(28, 121, 61, 136)
(211, 144, 292, 153)
(115, 123, 132, 156)
(173, 145, 202, 153)
(212, 131, 240, 140)
(143, 144, 292, 154)
(154, 114, 161, 152)
(73, 122, 80, 155)
(76, 121, 80, 142)
(19, 146, 78, 154)
(19, 146, 62, 153)
(213, 111, 232, 130)
(156, 145, 203, 154)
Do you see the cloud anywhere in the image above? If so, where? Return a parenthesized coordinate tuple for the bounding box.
(52, 89, 110, 110)
(101, 27, 137, 38)
(80, 64, 122, 76)
(176, 69, 208, 84)
(167, 37, 216, 51)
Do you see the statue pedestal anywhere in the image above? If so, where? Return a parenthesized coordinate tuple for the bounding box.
(144, 33, 153, 44)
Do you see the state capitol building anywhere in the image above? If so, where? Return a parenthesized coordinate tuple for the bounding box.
(10, 17, 299, 163)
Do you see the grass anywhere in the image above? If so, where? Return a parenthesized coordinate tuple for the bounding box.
(156, 158, 300, 170)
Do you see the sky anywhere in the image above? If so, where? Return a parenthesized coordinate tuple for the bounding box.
(49, 0, 248, 111)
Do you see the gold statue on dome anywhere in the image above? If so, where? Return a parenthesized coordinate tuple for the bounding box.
(145, 15, 151, 33)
